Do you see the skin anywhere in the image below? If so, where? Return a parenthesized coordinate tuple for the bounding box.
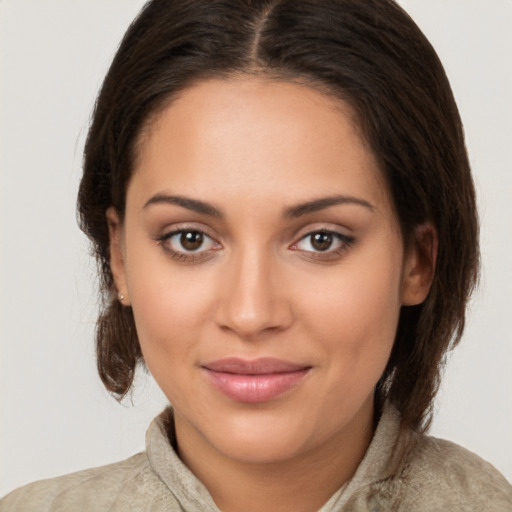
(108, 78, 435, 512)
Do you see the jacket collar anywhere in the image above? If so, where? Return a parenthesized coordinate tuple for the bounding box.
(145, 403, 404, 511)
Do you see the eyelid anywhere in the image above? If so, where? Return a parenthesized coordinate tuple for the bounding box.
(155, 221, 219, 241)
(290, 223, 354, 243)
(154, 223, 222, 262)
(291, 231, 353, 249)
(288, 225, 356, 257)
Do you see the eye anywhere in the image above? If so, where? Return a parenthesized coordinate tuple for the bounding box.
(156, 229, 220, 260)
(291, 230, 354, 254)
(173, 231, 209, 252)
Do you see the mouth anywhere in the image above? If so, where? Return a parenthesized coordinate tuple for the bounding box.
(201, 357, 312, 403)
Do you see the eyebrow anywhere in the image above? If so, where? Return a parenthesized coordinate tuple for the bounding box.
(284, 195, 374, 218)
(143, 194, 222, 217)
(143, 193, 374, 218)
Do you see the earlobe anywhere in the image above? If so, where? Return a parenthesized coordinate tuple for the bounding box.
(401, 223, 438, 306)
(106, 207, 130, 306)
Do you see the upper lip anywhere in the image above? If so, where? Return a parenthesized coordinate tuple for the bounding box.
(202, 357, 310, 375)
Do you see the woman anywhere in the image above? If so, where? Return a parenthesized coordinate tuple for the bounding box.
(2, 0, 511, 510)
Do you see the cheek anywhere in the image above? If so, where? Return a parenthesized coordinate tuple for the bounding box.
(124, 245, 215, 367)
(127, 266, 216, 408)
(296, 246, 403, 369)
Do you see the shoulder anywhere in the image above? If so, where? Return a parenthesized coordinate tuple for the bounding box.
(339, 405, 512, 511)
(401, 434, 512, 511)
(0, 452, 177, 512)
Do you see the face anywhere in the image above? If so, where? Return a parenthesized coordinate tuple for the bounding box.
(108, 78, 431, 468)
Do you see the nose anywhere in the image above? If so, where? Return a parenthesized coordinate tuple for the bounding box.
(214, 247, 293, 339)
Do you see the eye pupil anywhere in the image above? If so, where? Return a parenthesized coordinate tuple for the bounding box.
(311, 232, 333, 251)
(180, 231, 203, 250)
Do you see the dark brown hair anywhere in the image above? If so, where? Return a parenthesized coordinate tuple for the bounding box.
(78, 0, 479, 433)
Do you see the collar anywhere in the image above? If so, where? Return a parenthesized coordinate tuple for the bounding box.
(145, 403, 404, 511)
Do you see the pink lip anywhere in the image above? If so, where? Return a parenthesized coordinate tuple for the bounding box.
(202, 358, 311, 403)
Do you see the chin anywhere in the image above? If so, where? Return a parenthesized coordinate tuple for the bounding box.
(211, 424, 312, 464)
(195, 404, 335, 464)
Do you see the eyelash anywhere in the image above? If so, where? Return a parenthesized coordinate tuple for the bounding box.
(155, 229, 220, 263)
(154, 228, 355, 263)
(290, 230, 355, 261)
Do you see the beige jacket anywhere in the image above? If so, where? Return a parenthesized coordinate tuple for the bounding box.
(1, 405, 511, 511)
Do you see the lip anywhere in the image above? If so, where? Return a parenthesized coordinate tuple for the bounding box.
(202, 357, 311, 403)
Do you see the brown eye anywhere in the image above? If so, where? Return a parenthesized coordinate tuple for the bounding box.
(310, 232, 333, 251)
(291, 230, 354, 256)
(158, 229, 219, 257)
(180, 231, 204, 251)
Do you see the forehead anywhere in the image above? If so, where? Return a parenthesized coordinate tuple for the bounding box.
(130, 77, 392, 215)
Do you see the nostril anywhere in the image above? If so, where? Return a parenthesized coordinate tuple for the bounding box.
(215, 299, 294, 339)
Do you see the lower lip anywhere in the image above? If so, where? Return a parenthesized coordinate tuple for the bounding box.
(203, 369, 310, 403)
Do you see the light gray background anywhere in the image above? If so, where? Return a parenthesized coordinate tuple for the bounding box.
(1, 0, 511, 497)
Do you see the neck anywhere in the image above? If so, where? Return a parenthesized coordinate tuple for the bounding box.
(174, 399, 375, 512)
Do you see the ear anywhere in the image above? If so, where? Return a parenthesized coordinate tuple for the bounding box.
(401, 223, 438, 306)
(106, 207, 130, 306)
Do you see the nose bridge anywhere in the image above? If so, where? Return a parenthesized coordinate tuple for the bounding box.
(216, 243, 290, 337)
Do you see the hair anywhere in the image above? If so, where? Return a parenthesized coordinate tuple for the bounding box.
(78, 0, 479, 434)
